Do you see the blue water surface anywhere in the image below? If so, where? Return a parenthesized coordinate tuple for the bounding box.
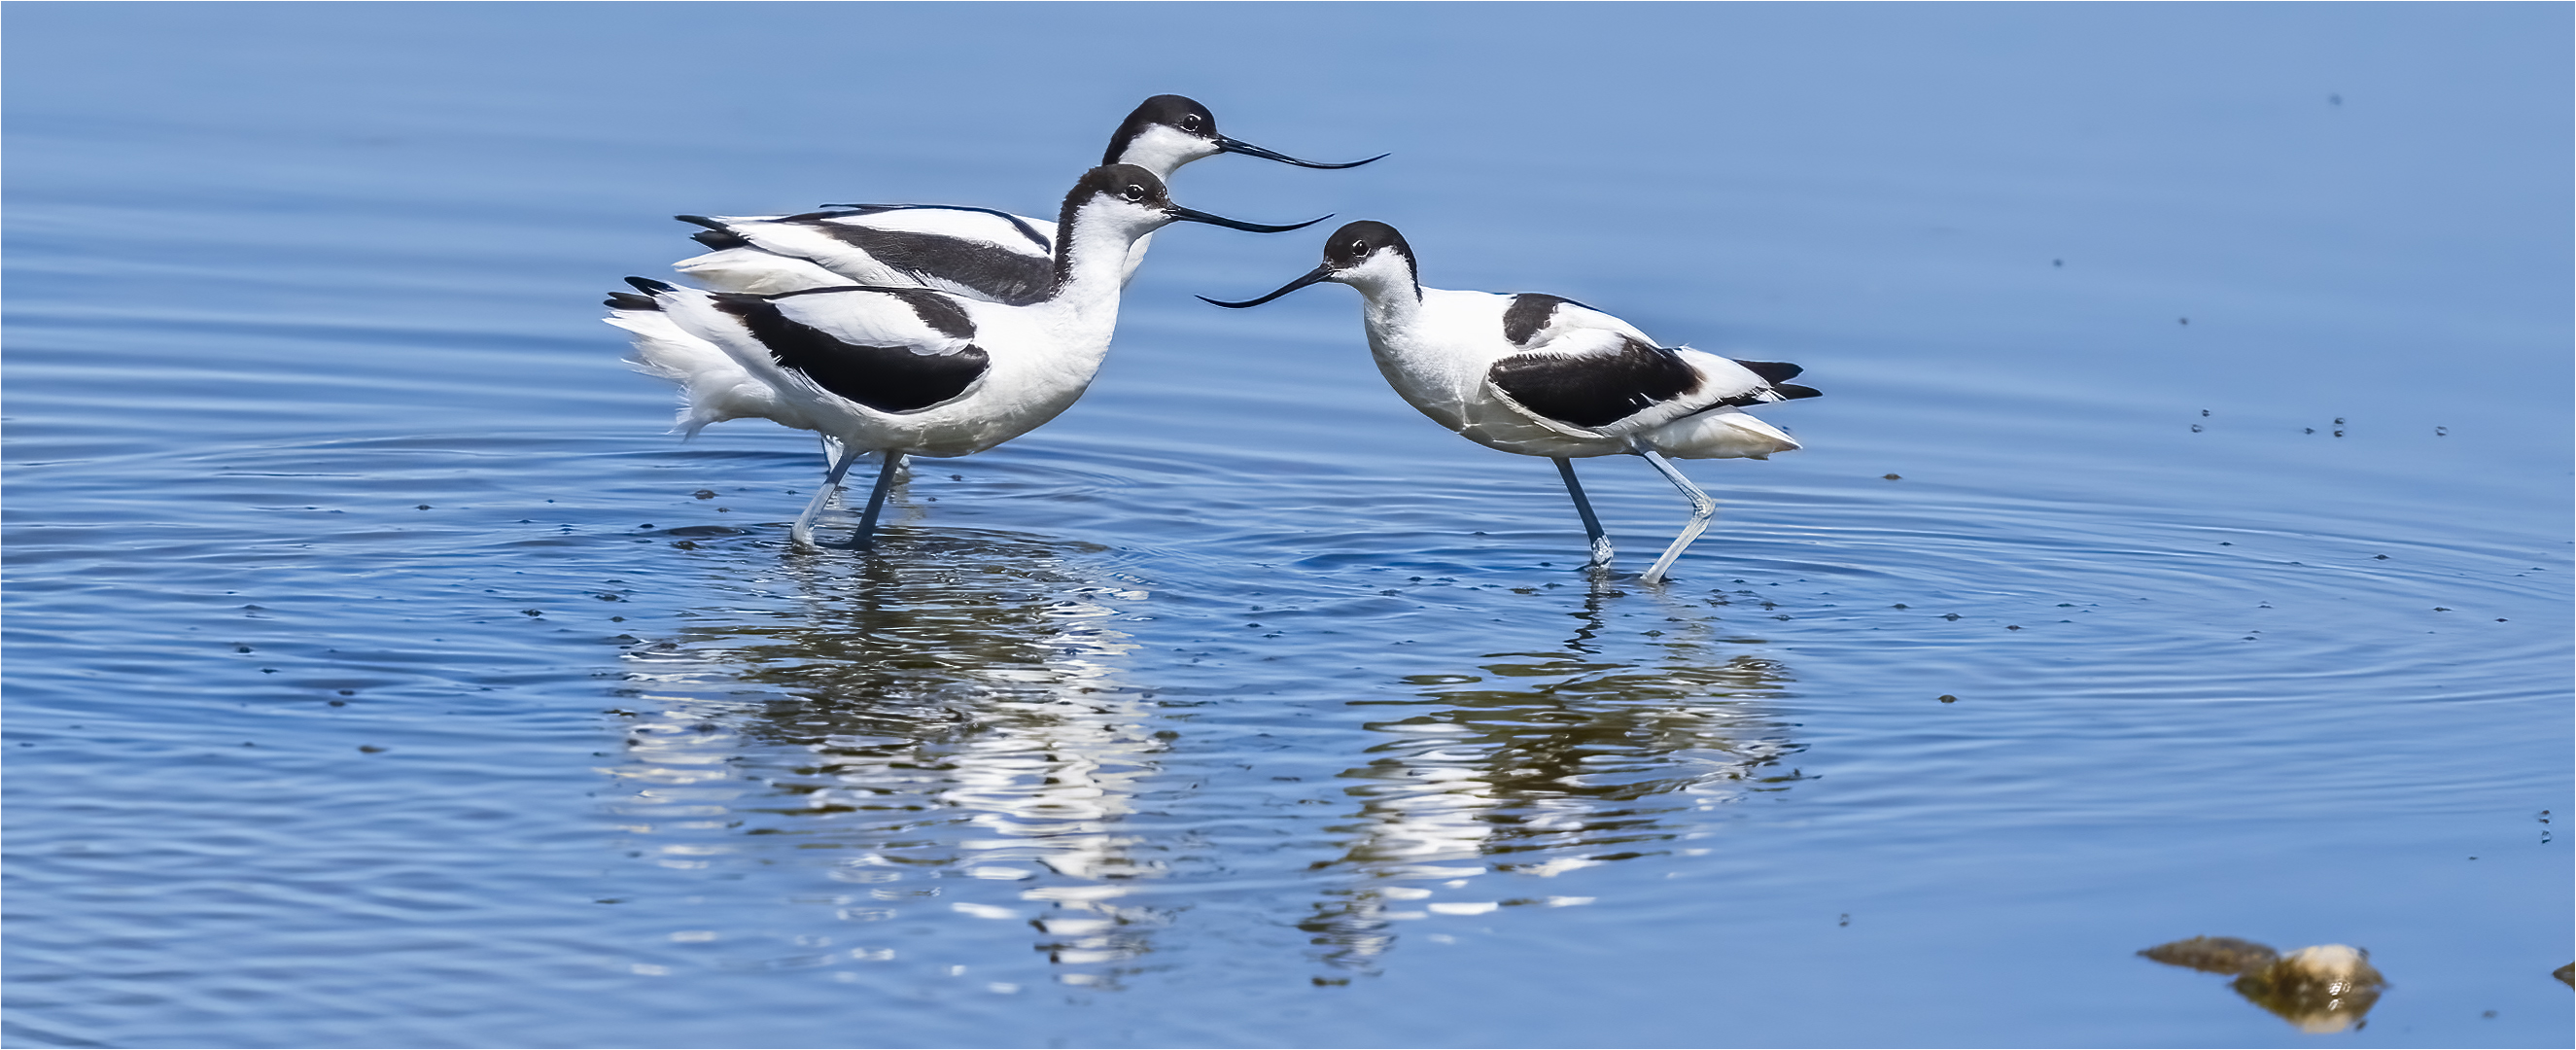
(5, 4, 2569, 1047)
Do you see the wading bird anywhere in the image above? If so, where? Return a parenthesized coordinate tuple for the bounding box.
(1201, 221, 1817, 583)
(609, 165, 1322, 550)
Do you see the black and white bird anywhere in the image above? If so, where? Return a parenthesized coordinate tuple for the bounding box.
(671, 95, 1382, 301)
(609, 165, 1322, 550)
(1201, 221, 1819, 583)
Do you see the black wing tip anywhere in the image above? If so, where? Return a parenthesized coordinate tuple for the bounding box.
(1731, 359, 1805, 383)
(1774, 383, 1823, 401)
(624, 276, 678, 295)
(674, 214, 725, 230)
(605, 292, 661, 311)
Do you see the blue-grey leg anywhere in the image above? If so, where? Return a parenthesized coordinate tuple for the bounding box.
(1552, 457, 1616, 569)
(790, 443, 865, 550)
(818, 436, 848, 510)
(1632, 446, 1716, 584)
(848, 450, 904, 549)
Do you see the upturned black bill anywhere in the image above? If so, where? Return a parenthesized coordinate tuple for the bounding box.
(1216, 136, 1389, 170)
(1168, 206, 1331, 234)
(1197, 263, 1336, 309)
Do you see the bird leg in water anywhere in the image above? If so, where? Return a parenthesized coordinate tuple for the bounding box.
(848, 451, 905, 549)
(1552, 457, 1615, 569)
(790, 444, 865, 550)
(818, 436, 848, 503)
(1633, 446, 1716, 585)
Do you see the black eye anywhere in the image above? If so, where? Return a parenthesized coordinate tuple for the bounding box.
(1349, 240, 1366, 254)
(1179, 114, 1202, 131)
(1123, 184, 1146, 201)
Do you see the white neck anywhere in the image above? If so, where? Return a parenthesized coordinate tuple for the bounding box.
(1039, 198, 1160, 336)
(1343, 259, 1423, 333)
(1112, 125, 1220, 181)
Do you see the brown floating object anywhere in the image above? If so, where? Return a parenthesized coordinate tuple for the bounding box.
(2140, 935, 2279, 975)
(2141, 937, 2386, 1032)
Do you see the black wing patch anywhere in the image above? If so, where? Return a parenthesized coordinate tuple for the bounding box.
(1489, 338, 1702, 429)
(1500, 293, 1601, 346)
(711, 294, 989, 414)
(800, 204, 1055, 253)
(802, 222, 1056, 306)
(1730, 359, 1803, 384)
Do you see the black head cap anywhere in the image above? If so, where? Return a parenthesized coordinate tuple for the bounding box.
(1065, 163, 1172, 215)
(1102, 94, 1215, 164)
(1323, 221, 1413, 270)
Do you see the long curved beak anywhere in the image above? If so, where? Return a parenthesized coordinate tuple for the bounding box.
(1198, 263, 1337, 308)
(1216, 136, 1388, 170)
(1166, 205, 1331, 234)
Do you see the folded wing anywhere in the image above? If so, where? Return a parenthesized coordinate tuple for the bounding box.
(1484, 294, 1819, 438)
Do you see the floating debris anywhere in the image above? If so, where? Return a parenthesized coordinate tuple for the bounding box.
(2141, 936, 2385, 1032)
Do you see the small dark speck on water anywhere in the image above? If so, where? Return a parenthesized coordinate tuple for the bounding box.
(2220, 542, 2232, 545)
(415, 504, 431, 509)
(358, 745, 386, 753)
(2005, 625, 2021, 630)
(2052, 259, 2064, 267)
(2178, 317, 2189, 325)
(328, 700, 345, 707)
(2375, 554, 2390, 560)
(1892, 604, 1908, 610)
(2191, 424, 2203, 433)
(1938, 695, 1957, 704)
(2435, 426, 2448, 437)
(2305, 428, 2315, 434)
(1943, 612, 1961, 621)
(1882, 472, 1901, 480)
(691, 489, 715, 500)
(522, 610, 542, 617)
(2201, 409, 2210, 417)
(1838, 913, 1851, 927)
(2434, 608, 2450, 612)
(716, 508, 731, 512)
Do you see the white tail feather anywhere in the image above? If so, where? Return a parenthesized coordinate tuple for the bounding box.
(1648, 406, 1801, 460)
(608, 310, 792, 438)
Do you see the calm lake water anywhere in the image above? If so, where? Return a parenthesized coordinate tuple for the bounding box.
(6, 5, 2569, 1047)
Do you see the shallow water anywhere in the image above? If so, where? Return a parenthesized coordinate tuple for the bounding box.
(6, 5, 2569, 1047)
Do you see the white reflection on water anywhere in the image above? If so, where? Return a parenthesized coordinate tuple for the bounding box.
(603, 526, 1171, 981)
(1303, 585, 1800, 969)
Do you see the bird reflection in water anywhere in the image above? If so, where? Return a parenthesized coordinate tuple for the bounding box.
(1302, 584, 1801, 971)
(609, 527, 1166, 986)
